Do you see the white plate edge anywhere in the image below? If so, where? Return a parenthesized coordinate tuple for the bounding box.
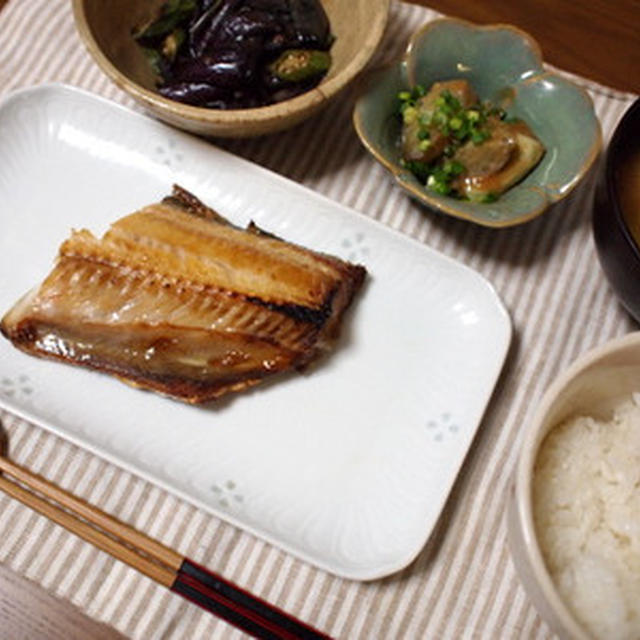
(0, 83, 513, 580)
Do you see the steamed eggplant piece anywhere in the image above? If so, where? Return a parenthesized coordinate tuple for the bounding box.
(0, 186, 366, 404)
(451, 119, 545, 200)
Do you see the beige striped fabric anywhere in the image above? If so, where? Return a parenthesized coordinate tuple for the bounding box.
(0, 1, 637, 638)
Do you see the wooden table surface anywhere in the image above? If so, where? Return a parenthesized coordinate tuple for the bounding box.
(0, 0, 636, 91)
(412, 0, 640, 95)
(0, 0, 637, 638)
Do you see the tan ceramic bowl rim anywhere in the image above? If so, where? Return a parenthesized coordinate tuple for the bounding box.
(352, 17, 602, 228)
(513, 331, 640, 640)
(72, 0, 390, 128)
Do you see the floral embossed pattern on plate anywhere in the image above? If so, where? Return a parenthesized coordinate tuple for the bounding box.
(0, 84, 511, 579)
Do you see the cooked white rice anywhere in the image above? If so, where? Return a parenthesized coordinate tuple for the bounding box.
(533, 393, 640, 640)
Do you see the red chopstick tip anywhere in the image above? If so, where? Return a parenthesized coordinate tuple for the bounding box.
(174, 560, 334, 640)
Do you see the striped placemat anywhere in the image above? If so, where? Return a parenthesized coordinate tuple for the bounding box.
(0, 1, 637, 638)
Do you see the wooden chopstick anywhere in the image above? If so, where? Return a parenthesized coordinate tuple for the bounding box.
(0, 455, 331, 639)
(0, 471, 177, 586)
(0, 456, 181, 580)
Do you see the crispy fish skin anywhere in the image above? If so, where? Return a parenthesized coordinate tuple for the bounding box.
(1, 186, 366, 403)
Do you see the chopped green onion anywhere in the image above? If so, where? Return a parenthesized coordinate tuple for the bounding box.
(398, 84, 512, 200)
(471, 130, 491, 145)
(403, 107, 418, 125)
(443, 144, 456, 157)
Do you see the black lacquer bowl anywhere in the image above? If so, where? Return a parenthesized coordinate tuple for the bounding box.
(593, 97, 640, 323)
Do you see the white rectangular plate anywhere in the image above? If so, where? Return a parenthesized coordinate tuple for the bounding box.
(0, 85, 511, 580)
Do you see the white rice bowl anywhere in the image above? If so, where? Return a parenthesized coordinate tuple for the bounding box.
(533, 392, 640, 639)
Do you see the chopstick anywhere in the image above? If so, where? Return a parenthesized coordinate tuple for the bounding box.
(0, 455, 332, 640)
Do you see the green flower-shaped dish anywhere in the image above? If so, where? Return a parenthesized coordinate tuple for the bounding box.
(353, 18, 602, 227)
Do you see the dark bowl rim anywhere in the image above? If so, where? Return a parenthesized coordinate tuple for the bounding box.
(605, 96, 640, 262)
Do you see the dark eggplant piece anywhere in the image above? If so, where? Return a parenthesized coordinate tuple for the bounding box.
(188, 0, 243, 58)
(168, 42, 262, 88)
(286, 0, 331, 49)
(159, 81, 266, 109)
(158, 81, 231, 106)
(221, 9, 282, 40)
(135, 0, 334, 109)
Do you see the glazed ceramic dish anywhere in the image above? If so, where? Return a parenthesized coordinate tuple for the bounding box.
(593, 97, 640, 323)
(0, 85, 511, 580)
(72, 0, 389, 138)
(507, 332, 640, 639)
(353, 18, 602, 227)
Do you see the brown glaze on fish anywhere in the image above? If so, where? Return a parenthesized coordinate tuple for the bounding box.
(1, 186, 366, 403)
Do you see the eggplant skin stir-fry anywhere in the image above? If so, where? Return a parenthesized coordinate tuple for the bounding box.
(133, 0, 334, 109)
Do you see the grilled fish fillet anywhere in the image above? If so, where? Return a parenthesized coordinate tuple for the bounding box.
(1, 186, 366, 403)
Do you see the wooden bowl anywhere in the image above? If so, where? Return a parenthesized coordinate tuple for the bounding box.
(72, 0, 389, 138)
